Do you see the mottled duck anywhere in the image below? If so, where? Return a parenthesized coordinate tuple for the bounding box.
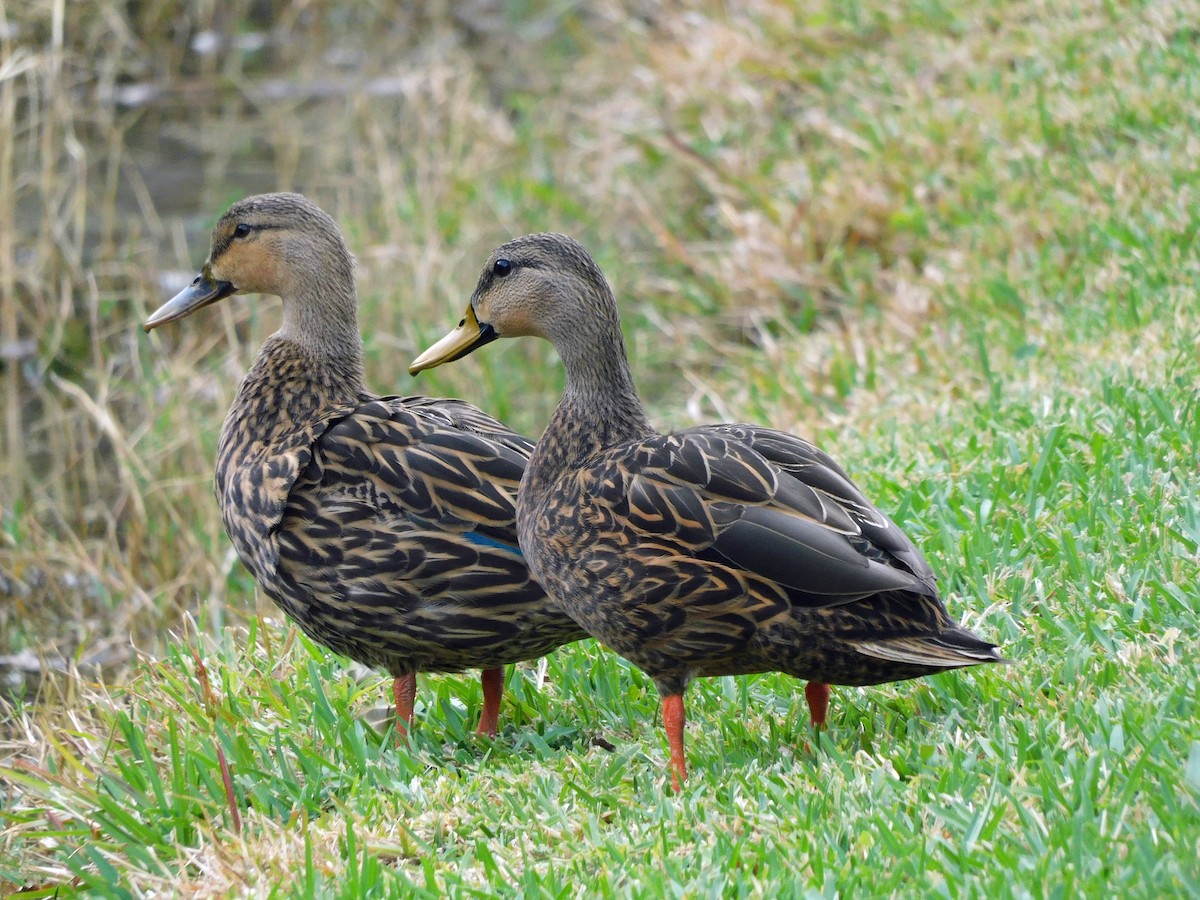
(410, 232, 1007, 787)
(145, 196, 586, 737)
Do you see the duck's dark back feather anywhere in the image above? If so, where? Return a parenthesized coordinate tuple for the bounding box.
(694, 424, 936, 584)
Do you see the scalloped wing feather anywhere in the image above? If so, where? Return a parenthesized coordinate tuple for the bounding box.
(267, 398, 584, 670)
(315, 401, 526, 532)
(579, 429, 931, 608)
(690, 424, 936, 584)
(216, 401, 356, 588)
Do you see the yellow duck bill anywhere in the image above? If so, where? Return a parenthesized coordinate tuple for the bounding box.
(144, 269, 236, 332)
(409, 305, 498, 374)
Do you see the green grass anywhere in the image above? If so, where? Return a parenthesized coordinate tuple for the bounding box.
(3, 0, 1199, 895)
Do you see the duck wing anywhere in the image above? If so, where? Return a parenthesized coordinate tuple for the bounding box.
(300, 397, 529, 535)
(690, 424, 936, 585)
(591, 427, 935, 608)
(271, 398, 578, 665)
(397, 395, 536, 458)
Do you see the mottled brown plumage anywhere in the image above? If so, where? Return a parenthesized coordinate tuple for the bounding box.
(411, 232, 1008, 788)
(145, 195, 585, 736)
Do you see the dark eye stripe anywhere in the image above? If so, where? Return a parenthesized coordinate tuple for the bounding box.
(210, 222, 281, 262)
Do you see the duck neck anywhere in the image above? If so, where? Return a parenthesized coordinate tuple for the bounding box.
(226, 277, 367, 458)
(274, 268, 367, 401)
(530, 305, 656, 486)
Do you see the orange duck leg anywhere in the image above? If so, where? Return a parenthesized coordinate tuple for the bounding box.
(805, 681, 831, 728)
(662, 694, 688, 792)
(476, 667, 504, 737)
(393, 673, 417, 740)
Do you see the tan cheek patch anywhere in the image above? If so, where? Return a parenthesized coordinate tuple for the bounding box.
(213, 240, 279, 293)
(487, 294, 543, 338)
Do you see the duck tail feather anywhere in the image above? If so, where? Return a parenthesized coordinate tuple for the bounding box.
(855, 627, 1011, 668)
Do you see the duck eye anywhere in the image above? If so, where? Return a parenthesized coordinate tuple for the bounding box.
(493, 258, 512, 277)
(233, 223, 251, 238)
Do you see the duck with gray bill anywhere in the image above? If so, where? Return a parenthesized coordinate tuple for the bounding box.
(146, 194, 587, 741)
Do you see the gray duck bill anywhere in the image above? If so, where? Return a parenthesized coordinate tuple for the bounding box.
(145, 269, 236, 331)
